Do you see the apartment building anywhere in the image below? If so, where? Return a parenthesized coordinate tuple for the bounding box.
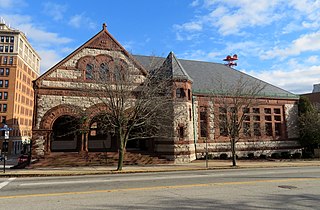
(0, 20, 40, 155)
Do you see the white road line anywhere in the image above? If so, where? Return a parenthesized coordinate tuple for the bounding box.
(21, 174, 221, 186)
(0, 178, 16, 189)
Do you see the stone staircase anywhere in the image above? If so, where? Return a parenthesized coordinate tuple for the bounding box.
(30, 151, 171, 168)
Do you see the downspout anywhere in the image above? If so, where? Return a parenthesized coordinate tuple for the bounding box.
(192, 95, 197, 158)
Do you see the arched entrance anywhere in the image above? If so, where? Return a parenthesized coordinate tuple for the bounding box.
(51, 115, 81, 152)
(88, 117, 116, 152)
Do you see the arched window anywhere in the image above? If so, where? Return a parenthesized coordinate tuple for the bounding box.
(86, 64, 94, 80)
(100, 63, 109, 74)
(114, 68, 123, 81)
(99, 63, 109, 81)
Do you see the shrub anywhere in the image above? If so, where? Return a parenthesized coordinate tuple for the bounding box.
(259, 154, 267, 159)
(220, 153, 228, 160)
(292, 153, 302, 159)
(207, 154, 214, 160)
(302, 151, 314, 159)
(247, 153, 255, 159)
(271, 153, 281, 159)
(281, 151, 291, 159)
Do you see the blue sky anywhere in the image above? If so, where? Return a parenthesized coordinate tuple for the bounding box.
(1, 0, 320, 94)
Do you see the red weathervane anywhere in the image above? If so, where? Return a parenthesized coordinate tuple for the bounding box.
(223, 54, 238, 67)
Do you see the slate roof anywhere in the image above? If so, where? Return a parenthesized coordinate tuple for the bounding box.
(161, 52, 193, 82)
(134, 54, 298, 99)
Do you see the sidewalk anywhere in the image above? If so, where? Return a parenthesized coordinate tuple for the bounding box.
(1, 159, 320, 177)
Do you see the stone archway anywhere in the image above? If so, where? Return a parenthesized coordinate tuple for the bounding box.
(87, 115, 116, 152)
(37, 104, 84, 154)
(51, 115, 82, 152)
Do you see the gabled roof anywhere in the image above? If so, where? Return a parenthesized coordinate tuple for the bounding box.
(35, 24, 147, 86)
(133, 54, 298, 99)
(161, 52, 193, 82)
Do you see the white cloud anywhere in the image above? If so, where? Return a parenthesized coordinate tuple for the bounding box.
(307, 55, 319, 63)
(1, 14, 73, 74)
(244, 63, 320, 94)
(174, 22, 202, 32)
(37, 49, 63, 73)
(18, 24, 72, 46)
(42, 2, 67, 21)
(0, 0, 26, 9)
(178, 49, 222, 61)
(282, 22, 303, 34)
(261, 31, 320, 59)
(68, 13, 96, 29)
(190, 0, 200, 7)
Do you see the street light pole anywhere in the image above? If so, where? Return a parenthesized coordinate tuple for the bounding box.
(1, 124, 12, 173)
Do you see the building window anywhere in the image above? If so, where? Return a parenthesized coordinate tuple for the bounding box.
(253, 122, 261, 136)
(3, 92, 7, 100)
(0, 80, 3, 87)
(5, 68, 9, 76)
(100, 63, 109, 74)
(5, 36, 9, 42)
(9, 57, 13, 64)
(10, 36, 14, 43)
(0, 36, 4, 42)
(265, 116, 272, 121)
(265, 123, 272, 136)
(9, 45, 13, 52)
(1, 116, 6, 124)
(275, 123, 282, 136)
(0, 92, 2, 99)
(200, 106, 208, 137)
(243, 122, 251, 136)
(0, 68, 3, 75)
(176, 88, 185, 98)
(4, 80, 8, 88)
(264, 108, 271, 114)
(179, 126, 184, 138)
(274, 116, 281, 121)
(99, 63, 109, 80)
(253, 108, 260, 114)
(0, 46, 3, 52)
(3, 57, 7, 64)
(86, 64, 94, 80)
(219, 107, 228, 136)
(4, 46, 8, 52)
(3, 104, 7, 112)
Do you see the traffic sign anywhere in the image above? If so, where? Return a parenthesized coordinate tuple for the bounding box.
(0, 127, 13, 131)
(4, 131, 9, 139)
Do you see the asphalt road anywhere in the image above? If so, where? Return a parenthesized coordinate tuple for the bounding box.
(0, 166, 319, 209)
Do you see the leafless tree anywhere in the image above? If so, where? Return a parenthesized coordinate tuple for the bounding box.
(82, 57, 175, 170)
(210, 75, 266, 166)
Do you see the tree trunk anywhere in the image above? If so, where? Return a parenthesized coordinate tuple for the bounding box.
(117, 146, 125, 171)
(117, 131, 127, 171)
(231, 139, 237, 166)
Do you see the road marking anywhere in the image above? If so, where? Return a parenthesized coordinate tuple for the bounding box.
(19, 173, 225, 186)
(0, 178, 16, 189)
(1, 177, 320, 199)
